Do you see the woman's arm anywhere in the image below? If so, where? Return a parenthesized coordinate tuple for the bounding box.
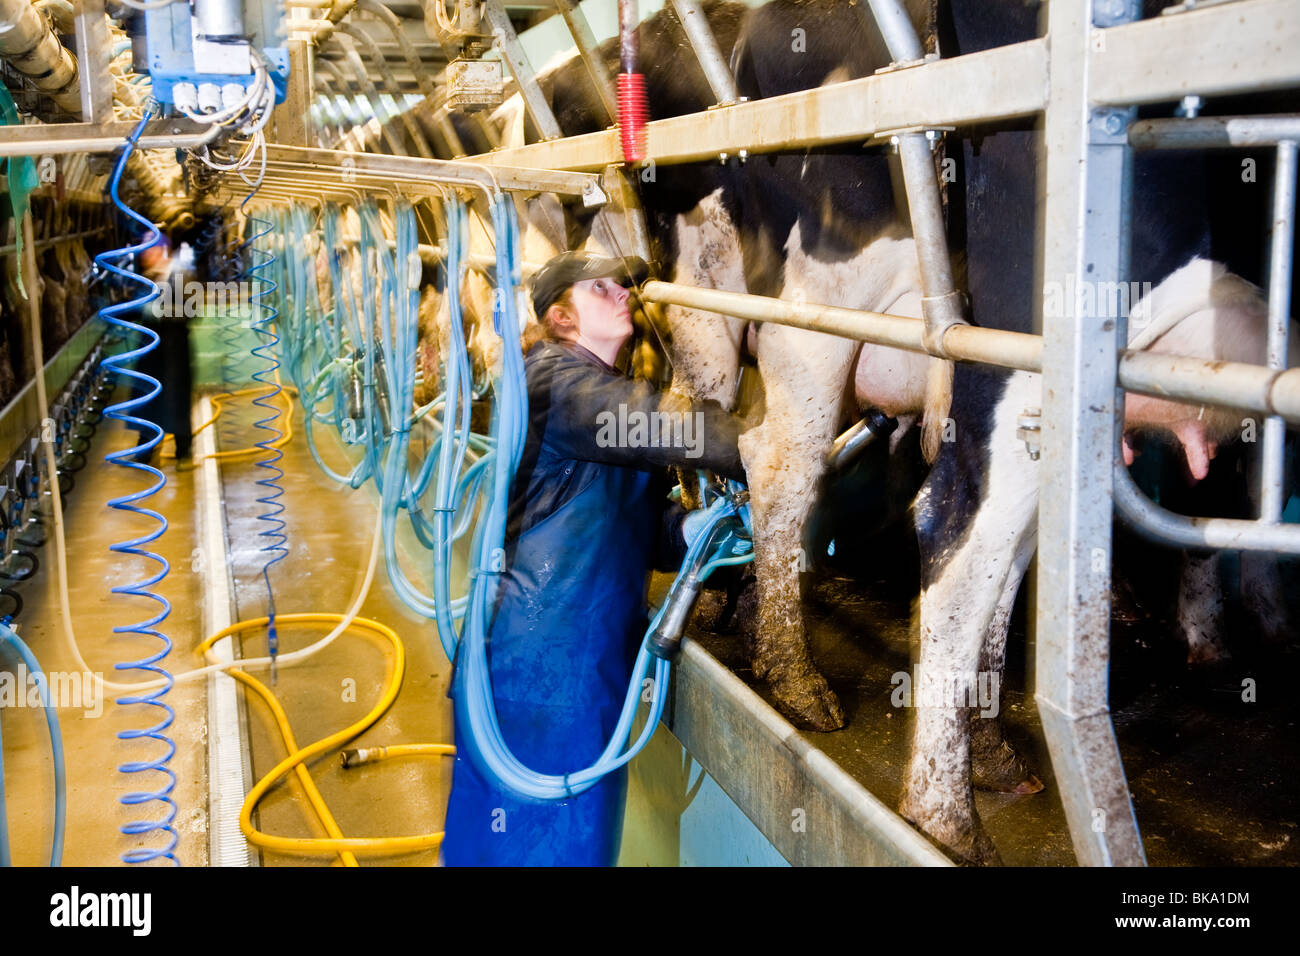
(541, 359, 746, 480)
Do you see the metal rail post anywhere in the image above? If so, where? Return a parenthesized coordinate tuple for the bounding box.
(1035, 0, 1145, 866)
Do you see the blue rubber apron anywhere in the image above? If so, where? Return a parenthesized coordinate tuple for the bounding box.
(442, 458, 658, 866)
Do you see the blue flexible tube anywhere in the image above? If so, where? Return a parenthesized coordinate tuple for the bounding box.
(0, 620, 66, 866)
(95, 111, 179, 865)
(239, 201, 289, 672)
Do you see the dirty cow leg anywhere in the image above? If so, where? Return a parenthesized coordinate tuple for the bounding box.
(902, 372, 1040, 864)
(1178, 551, 1230, 666)
(969, 532, 1044, 794)
(666, 187, 749, 510)
(738, 320, 857, 731)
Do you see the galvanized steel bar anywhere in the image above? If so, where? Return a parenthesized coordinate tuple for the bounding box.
(1114, 462, 1300, 553)
(478, 38, 1050, 170)
(642, 280, 1300, 423)
(670, 0, 738, 106)
(1261, 139, 1296, 521)
(554, 0, 618, 123)
(483, 0, 563, 140)
(641, 280, 1041, 368)
(1129, 114, 1300, 150)
(1034, 0, 1144, 868)
(0, 117, 219, 157)
(1090, 0, 1300, 106)
(864, 0, 924, 62)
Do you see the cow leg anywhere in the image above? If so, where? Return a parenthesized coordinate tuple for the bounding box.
(739, 320, 857, 731)
(969, 535, 1044, 794)
(1239, 552, 1291, 647)
(902, 372, 1040, 864)
(664, 187, 749, 510)
(1178, 551, 1230, 665)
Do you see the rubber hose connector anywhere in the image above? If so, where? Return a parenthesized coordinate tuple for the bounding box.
(617, 72, 648, 163)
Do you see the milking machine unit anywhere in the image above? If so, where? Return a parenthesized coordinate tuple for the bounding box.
(127, 0, 289, 119)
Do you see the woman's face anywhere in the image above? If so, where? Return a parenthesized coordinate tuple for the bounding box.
(570, 276, 633, 349)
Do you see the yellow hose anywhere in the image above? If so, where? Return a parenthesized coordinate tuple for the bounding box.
(162, 383, 299, 462)
(200, 614, 451, 859)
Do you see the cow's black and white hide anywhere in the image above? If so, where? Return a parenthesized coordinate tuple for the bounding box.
(899, 0, 1299, 864)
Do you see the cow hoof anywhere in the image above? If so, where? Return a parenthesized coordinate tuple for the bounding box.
(900, 800, 1003, 866)
(972, 740, 1045, 795)
(1185, 641, 1230, 668)
(768, 667, 846, 732)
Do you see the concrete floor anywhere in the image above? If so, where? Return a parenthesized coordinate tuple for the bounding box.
(212, 391, 454, 867)
(1, 411, 208, 866)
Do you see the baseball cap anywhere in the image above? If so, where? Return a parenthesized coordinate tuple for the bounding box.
(529, 251, 650, 320)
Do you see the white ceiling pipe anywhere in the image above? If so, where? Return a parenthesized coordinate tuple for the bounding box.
(0, 0, 82, 113)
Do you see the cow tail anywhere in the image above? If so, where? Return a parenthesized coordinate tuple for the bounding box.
(921, 357, 954, 464)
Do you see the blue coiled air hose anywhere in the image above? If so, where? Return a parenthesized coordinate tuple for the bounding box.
(0, 620, 66, 867)
(239, 203, 289, 676)
(96, 111, 179, 865)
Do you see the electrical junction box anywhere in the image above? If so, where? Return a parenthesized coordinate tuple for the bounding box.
(445, 57, 504, 113)
(140, 0, 289, 112)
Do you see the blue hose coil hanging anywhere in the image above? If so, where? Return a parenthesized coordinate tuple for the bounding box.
(238, 196, 289, 674)
(95, 111, 179, 865)
(0, 620, 66, 867)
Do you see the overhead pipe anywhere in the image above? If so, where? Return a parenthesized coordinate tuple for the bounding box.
(354, 0, 466, 155)
(0, 0, 81, 114)
(332, 32, 411, 155)
(338, 21, 436, 157)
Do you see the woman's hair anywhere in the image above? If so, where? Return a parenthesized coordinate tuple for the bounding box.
(540, 285, 578, 341)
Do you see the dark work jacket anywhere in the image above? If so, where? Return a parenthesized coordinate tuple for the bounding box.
(442, 340, 743, 866)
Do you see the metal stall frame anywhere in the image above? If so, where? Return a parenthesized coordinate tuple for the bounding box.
(456, 0, 1299, 866)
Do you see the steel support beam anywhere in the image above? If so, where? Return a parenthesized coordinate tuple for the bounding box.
(1035, 0, 1144, 867)
(72, 0, 111, 124)
(0, 118, 217, 157)
(1090, 0, 1300, 106)
(477, 38, 1050, 170)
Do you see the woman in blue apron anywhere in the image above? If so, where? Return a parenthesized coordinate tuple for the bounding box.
(442, 252, 745, 866)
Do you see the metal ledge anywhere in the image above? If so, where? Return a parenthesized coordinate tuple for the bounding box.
(1091, 0, 1300, 106)
(0, 117, 217, 158)
(478, 39, 1050, 172)
(665, 638, 951, 866)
